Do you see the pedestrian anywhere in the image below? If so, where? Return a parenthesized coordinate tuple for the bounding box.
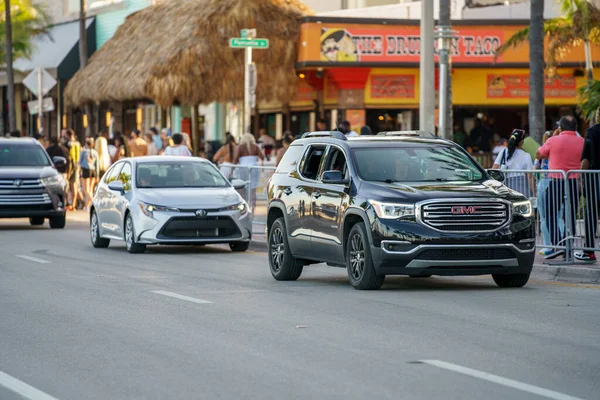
(576, 107, 600, 262)
(492, 129, 533, 196)
(536, 115, 585, 260)
(95, 130, 111, 180)
(492, 138, 508, 159)
(112, 134, 130, 163)
(258, 128, 275, 160)
(67, 129, 82, 211)
(150, 127, 163, 153)
(360, 126, 373, 136)
(144, 132, 158, 156)
(276, 131, 294, 166)
(340, 120, 358, 137)
(316, 119, 329, 131)
(521, 132, 540, 162)
(234, 133, 265, 212)
(46, 136, 71, 194)
(534, 131, 555, 256)
(129, 129, 148, 157)
(213, 133, 237, 179)
(469, 118, 492, 153)
(452, 123, 467, 148)
(79, 137, 99, 212)
(163, 133, 192, 156)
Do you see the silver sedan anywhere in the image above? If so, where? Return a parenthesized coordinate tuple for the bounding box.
(89, 156, 252, 253)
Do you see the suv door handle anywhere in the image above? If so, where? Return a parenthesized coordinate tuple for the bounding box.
(313, 191, 322, 199)
(283, 187, 292, 195)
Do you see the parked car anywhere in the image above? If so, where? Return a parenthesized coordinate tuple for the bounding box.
(266, 131, 536, 290)
(90, 156, 251, 253)
(0, 137, 67, 228)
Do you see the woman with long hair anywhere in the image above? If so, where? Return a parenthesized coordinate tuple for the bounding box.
(233, 133, 265, 211)
(276, 131, 294, 166)
(213, 132, 237, 179)
(492, 129, 534, 196)
(112, 135, 131, 163)
(79, 137, 99, 212)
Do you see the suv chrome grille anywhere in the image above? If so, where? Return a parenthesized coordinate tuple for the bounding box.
(420, 201, 509, 233)
(0, 179, 43, 189)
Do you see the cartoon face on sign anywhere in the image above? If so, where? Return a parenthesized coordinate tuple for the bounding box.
(320, 28, 358, 62)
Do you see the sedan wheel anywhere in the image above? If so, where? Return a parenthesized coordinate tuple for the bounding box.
(90, 210, 110, 248)
(124, 214, 146, 254)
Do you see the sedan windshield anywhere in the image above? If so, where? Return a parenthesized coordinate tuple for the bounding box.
(353, 146, 484, 182)
(0, 143, 51, 167)
(137, 162, 229, 188)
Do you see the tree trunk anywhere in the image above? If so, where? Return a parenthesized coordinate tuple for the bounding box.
(583, 40, 594, 81)
(529, 0, 545, 144)
(4, 0, 16, 133)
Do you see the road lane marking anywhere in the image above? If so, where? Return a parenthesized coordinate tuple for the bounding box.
(0, 370, 60, 400)
(419, 360, 584, 400)
(16, 255, 51, 264)
(152, 290, 213, 304)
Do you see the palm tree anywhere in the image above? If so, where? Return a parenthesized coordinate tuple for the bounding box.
(496, 0, 600, 81)
(1, 0, 50, 133)
(578, 79, 600, 121)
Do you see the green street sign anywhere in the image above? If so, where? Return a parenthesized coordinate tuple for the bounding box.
(229, 38, 269, 49)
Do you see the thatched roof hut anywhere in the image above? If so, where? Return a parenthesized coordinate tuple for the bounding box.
(65, 0, 313, 107)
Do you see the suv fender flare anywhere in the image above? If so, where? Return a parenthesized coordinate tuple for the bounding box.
(267, 200, 289, 233)
(342, 207, 375, 254)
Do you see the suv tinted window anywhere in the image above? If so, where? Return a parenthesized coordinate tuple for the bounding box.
(301, 145, 327, 180)
(276, 145, 304, 174)
(323, 146, 348, 178)
(0, 143, 50, 167)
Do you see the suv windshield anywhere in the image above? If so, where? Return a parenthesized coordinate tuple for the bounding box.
(353, 146, 483, 182)
(136, 162, 229, 188)
(0, 143, 51, 167)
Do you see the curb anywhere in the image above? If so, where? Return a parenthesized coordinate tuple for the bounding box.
(533, 263, 600, 283)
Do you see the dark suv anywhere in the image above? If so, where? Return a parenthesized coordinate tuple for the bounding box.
(0, 138, 67, 228)
(266, 131, 535, 290)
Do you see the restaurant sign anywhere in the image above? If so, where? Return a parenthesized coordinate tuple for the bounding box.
(370, 75, 415, 99)
(487, 74, 576, 98)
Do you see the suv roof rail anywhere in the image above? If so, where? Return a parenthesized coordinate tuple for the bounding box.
(377, 130, 436, 138)
(301, 131, 347, 141)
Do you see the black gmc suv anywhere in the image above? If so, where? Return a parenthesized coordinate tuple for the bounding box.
(266, 131, 535, 290)
(0, 138, 67, 228)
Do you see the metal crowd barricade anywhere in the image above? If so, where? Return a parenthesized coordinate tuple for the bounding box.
(566, 170, 600, 256)
(226, 164, 276, 226)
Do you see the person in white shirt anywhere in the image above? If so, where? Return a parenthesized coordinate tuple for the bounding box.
(163, 133, 192, 156)
(492, 129, 533, 196)
(340, 120, 359, 137)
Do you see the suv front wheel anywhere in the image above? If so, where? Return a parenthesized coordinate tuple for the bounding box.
(346, 223, 385, 290)
(268, 218, 303, 281)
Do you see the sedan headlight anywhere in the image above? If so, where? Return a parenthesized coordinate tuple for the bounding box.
(220, 202, 248, 215)
(368, 199, 415, 219)
(513, 200, 533, 217)
(41, 174, 65, 188)
(139, 202, 179, 217)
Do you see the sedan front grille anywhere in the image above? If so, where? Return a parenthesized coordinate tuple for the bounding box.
(158, 216, 241, 239)
(420, 201, 509, 233)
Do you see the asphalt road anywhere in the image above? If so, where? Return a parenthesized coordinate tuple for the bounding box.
(1, 216, 599, 400)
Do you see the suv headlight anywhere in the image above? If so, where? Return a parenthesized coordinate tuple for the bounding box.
(41, 174, 65, 188)
(513, 200, 533, 217)
(220, 202, 248, 215)
(139, 201, 179, 217)
(369, 199, 415, 219)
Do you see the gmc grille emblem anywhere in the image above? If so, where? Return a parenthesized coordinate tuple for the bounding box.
(13, 179, 23, 187)
(195, 209, 207, 218)
(451, 205, 482, 215)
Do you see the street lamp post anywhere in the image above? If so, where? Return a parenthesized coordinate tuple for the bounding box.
(435, 25, 457, 140)
(419, 0, 435, 134)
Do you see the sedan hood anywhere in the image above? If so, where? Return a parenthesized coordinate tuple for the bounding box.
(136, 187, 242, 208)
(361, 180, 525, 203)
(0, 166, 57, 180)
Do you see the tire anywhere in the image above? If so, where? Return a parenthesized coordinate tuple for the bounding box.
(230, 241, 250, 252)
(49, 215, 66, 229)
(124, 213, 146, 254)
(90, 210, 110, 248)
(268, 218, 303, 281)
(29, 217, 44, 226)
(409, 274, 432, 278)
(346, 223, 385, 290)
(492, 273, 530, 288)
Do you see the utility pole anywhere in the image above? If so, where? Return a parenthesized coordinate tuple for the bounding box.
(4, 0, 16, 133)
(529, 0, 545, 144)
(436, 0, 454, 140)
(419, 0, 435, 134)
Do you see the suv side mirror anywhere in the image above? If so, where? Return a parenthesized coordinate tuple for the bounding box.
(487, 169, 505, 182)
(322, 170, 350, 185)
(108, 180, 125, 194)
(53, 156, 67, 168)
(231, 179, 246, 190)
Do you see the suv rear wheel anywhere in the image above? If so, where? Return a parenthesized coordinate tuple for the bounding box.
(492, 273, 530, 288)
(268, 218, 303, 281)
(29, 217, 44, 226)
(346, 223, 385, 290)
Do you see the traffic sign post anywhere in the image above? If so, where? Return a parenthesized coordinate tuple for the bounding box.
(23, 67, 56, 136)
(229, 29, 269, 135)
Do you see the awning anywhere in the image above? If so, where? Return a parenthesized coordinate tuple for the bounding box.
(0, 17, 95, 87)
(464, 0, 527, 6)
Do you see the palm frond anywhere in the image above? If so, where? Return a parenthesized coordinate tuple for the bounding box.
(578, 80, 600, 122)
(494, 26, 529, 58)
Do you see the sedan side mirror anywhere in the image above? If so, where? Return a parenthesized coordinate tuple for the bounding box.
(322, 170, 350, 186)
(487, 169, 505, 182)
(53, 156, 67, 168)
(108, 180, 125, 194)
(231, 179, 246, 190)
